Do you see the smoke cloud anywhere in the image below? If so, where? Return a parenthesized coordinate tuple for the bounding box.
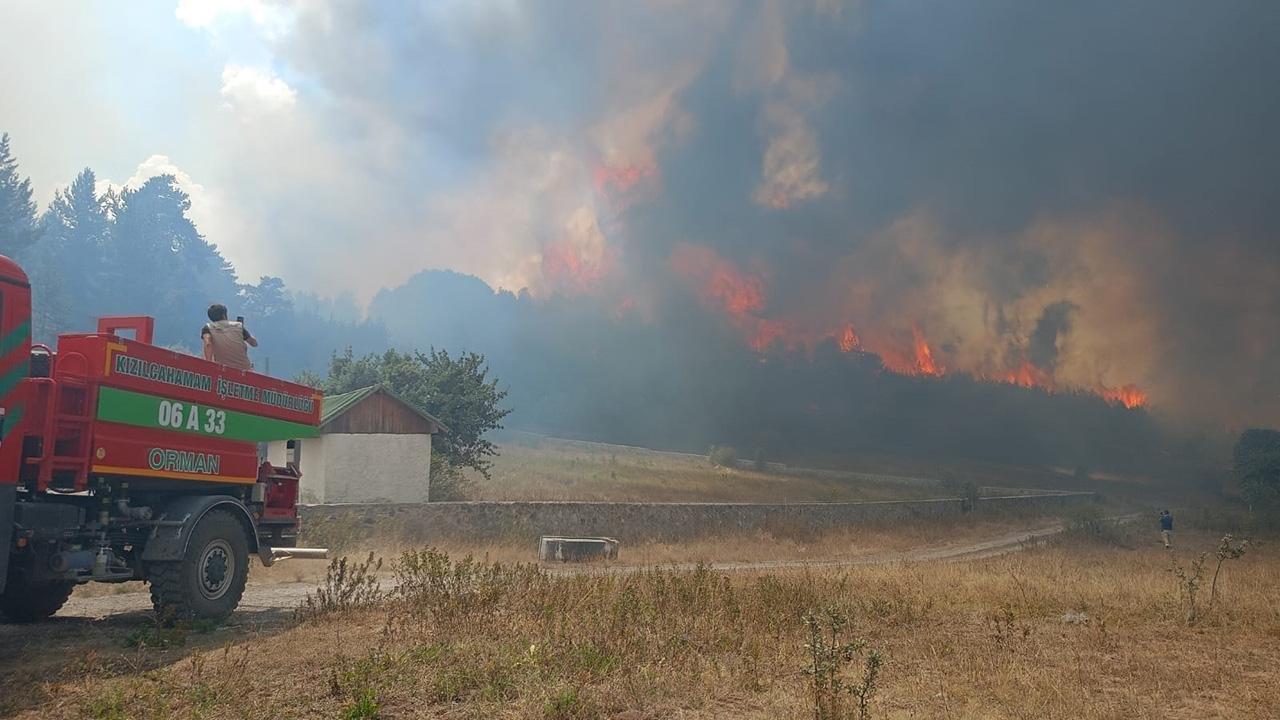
(8, 0, 1277, 428)
(260, 0, 1280, 426)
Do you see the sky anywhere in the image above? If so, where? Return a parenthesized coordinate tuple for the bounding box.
(1, 0, 701, 297)
(2, 0, 1278, 426)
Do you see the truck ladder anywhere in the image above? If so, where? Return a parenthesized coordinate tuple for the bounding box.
(26, 376, 94, 491)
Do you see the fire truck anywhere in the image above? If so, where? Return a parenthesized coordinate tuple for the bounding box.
(0, 256, 326, 622)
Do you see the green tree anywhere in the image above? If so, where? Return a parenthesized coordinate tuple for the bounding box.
(239, 276, 293, 320)
(321, 348, 511, 479)
(108, 175, 238, 347)
(1233, 428, 1280, 512)
(22, 168, 113, 338)
(0, 133, 37, 257)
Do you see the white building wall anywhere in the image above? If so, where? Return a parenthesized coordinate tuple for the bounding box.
(269, 433, 432, 504)
(318, 433, 432, 503)
(267, 438, 329, 504)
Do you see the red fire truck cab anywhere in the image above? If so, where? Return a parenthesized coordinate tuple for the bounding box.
(0, 255, 326, 622)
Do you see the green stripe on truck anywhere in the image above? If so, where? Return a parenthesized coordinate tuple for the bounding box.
(0, 320, 30, 358)
(96, 386, 319, 442)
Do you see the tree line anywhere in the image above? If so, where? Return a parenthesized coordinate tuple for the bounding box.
(0, 133, 510, 493)
(0, 133, 386, 377)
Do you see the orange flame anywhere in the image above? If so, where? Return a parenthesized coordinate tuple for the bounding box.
(911, 325, 943, 376)
(1099, 383, 1148, 409)
(665, 250, 1149, 409)
(670, 244, 766, 320)
(999, 359, 1055, 390)
(879, 325, 944, 376)
(542, 240, 610, 295)
(837, 323, 860, 352)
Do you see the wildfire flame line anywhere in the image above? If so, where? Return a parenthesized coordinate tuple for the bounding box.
(666, 244, 1148, 409)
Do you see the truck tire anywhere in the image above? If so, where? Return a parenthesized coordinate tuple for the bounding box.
(0, 577, 76, 622)
(148, 510, 249, 622)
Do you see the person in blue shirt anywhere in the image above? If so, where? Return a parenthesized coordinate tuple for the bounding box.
(1159, 510, 1173, 548)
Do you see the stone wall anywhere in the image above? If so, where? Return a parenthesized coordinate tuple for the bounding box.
(299, 492, 1094, 544)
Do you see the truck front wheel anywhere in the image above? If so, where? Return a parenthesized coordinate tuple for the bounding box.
(148, 510, 249, 622)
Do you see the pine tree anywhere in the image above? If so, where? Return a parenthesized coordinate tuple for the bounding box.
(240, 276, 294, 320)
(21, 238, 72, 342)
(23, 168, 111, 336)
(109, 174, 238, 346)
(0, 133, 37, 256)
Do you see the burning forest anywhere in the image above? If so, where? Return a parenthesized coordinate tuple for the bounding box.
(668, 239, 1147, 408)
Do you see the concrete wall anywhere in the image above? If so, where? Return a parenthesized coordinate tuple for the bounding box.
(299, 492, 1094, 544)
(270, 433, 432, 504)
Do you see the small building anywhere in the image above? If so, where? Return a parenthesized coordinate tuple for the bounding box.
(268, 385, 445, 504)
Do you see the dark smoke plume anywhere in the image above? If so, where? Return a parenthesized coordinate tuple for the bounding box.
(258, 1, 1280, 432)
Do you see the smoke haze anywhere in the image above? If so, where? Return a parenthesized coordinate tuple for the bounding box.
(4, 0, 1278, 439)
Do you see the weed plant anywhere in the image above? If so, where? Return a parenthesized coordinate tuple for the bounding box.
(297, 552, 384, 620)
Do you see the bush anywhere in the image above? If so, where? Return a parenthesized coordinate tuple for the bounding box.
(708, 445, 738, 468)
(429, 453, 475, 501)
(297, 553, 384, 621)
(391, 548, 543, 626)
(1233, 428, 1280, 512)
(803, 607, 883, 720)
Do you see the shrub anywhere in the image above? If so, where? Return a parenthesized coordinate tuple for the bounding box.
(708, 445, 739, 468)
(1169, 552, 1207, 624)
(391, 548, 543, 626)
(297, 553, 384, 621)
(1209, 534, 1250, 607)
(1233, 428, 1280, 513)
(802, 608, 883, 720)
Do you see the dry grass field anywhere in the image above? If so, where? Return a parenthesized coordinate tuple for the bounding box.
(471, 432, 1167, 504)
(8, 523, 1277, 720)
(474, 434, 995, 502)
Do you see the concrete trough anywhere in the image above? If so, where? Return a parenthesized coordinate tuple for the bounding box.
(539, 536, 619, 563)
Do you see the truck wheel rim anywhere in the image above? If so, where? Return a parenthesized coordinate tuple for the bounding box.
(198, 539, 234, 601)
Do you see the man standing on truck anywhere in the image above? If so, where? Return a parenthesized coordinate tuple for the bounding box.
(201, 303, 257, 370)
